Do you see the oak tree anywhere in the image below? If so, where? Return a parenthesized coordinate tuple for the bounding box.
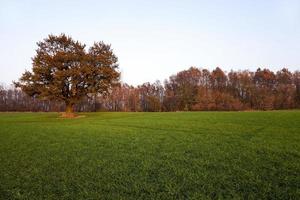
(15, 34, 120, 117)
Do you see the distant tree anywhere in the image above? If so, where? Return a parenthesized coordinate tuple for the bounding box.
(195, 69, 212, 109)
(293, 71, 300, 108)
(0, 85, 5, 110)
(163, 76, 179, 111)
(138, 81, 163, 112)
(165, 67, 201, 110)
(252, 68, 276, 110)
(228, 70, 253, 107)
(210, 67, 227, 92)
(274, 68, 294, 109)
(14, 34, 120, 117)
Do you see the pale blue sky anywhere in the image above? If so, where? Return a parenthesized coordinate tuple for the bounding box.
(1, 0, 300, 86)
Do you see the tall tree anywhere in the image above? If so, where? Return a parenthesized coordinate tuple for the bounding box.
(210, 67, 227, 92)
(14, 34, 119, 117)
(252, 68, 276, 110)
(172, 67, 201, 110)
(274, 68, 294, 109)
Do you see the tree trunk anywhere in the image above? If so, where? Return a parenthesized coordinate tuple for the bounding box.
(61, 103, 76, 118)
(94, 94, 97, 112)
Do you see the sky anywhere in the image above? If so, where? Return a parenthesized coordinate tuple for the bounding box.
(1, 0, 300, 86)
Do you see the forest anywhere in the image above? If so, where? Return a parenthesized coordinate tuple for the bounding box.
(1, 67, 300, 112)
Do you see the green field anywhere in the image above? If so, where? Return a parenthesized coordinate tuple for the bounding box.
(0, 111, 299, 199)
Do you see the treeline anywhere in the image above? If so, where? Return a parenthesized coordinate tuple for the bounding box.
(1, 67, 300, 112)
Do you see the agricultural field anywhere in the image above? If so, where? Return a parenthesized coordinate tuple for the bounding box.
(0, 111, 299, 199)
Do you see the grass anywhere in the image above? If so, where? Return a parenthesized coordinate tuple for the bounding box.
(0, 111, 299, 199)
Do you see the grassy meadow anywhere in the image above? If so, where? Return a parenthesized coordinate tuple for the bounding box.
(0, 111, 299, 199)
